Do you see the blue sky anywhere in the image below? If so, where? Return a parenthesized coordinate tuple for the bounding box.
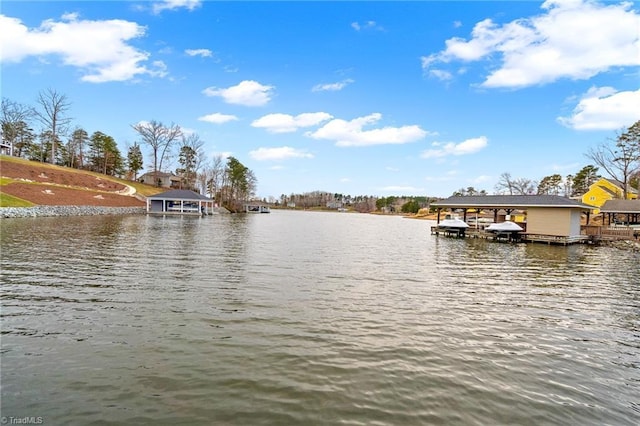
(1, 0, 639, 198)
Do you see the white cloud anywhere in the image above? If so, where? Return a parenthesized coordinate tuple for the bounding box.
(0, 14, 163, 83)
(203, 80, 274, 106)
(150, 60, 168, 78)
(198, 113, 239, 124)
(249, 146, 314, 161)
(251, 112, 333, 133)
(427, 69, 453, 81)
(421, 136, 488, 158)
(557, 87, 640, 130)
(422, 0, 640, 88)
(312, 79, 354, 92)
(351, 21, 384, 31)
(185, 48, 212, 58)
(153, 0, 201, 14)
(306, 113, 428, 147)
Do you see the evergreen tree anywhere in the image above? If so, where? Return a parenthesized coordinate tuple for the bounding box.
(2, 120, 35, 157)
(88, 131, 123, 176)
(401, 199, 420, 214)
(178, 145, 197, 189)
(127, 142, 144, 180)
(537, 174, 563, 195)
(571, 165, 599, 196)
(223, 156, 256, 211)
(65, 128, 88, 168)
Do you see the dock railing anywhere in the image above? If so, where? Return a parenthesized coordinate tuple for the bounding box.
(581, 225, 637, 241)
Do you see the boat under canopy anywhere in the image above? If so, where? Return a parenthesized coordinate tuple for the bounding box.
(486, 221, 523, 232)
(437, 218, 469, 229)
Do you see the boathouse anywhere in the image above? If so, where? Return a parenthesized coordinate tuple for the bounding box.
(599, 199, 640, 225)
(244, 203, 270, 213)
(146, 189, 215, 215)
(431, 195, 594, 244)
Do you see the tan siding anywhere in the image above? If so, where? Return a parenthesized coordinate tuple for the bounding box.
(527, 208, 571, 236)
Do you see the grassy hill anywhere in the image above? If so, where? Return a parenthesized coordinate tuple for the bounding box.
(0, 155, 165, 207)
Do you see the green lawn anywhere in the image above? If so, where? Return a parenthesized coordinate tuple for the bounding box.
(0, 191, 34, 207)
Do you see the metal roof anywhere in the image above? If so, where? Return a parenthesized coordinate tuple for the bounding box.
(147, 189, 212, 201)
(431, 195, 594, 210)
(600, 199, 640, 213)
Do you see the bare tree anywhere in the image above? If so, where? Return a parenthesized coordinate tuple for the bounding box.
(513, 178, 537, 195)
(587, 120, 640, 199)
(34, 89, 72, 164)
(495, 172, 536, 195)
(197, 154, 226, 200)
(494, 172, 516, 195)
(1, 98, 35, 156)
(131, 120, 182, 186)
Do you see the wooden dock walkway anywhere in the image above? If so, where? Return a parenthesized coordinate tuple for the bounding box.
(431, 226, 591, 245)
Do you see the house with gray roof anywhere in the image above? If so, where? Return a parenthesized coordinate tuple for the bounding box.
(138, 171, 182, 189)
(146, 189, 215, 215)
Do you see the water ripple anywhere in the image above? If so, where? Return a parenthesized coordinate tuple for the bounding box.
(1, 212, 638, 425)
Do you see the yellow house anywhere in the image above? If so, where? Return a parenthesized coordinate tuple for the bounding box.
(582, 178, 638, 214)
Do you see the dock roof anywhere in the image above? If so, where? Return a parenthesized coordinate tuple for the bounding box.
(147, 189, 212, 201)
(432, 195, 594, 210)
(600, 199, 640, 214)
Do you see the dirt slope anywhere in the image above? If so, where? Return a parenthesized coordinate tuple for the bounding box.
(0, 157, 145, 207)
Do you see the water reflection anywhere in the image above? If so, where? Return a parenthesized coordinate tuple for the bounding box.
(1, 212, 639, 425)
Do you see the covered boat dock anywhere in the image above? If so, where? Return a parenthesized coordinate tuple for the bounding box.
(430, 195, 595, 245)
(599, 199, 640, 226)
(146, 189, 215, 215)
(587, 199, 640, 241)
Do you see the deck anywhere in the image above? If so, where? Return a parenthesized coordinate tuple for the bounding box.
(431, 226, 591, 245)
(432, 224, 639, 245)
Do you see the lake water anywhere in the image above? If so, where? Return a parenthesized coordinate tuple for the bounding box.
(1, 210, 639, 425)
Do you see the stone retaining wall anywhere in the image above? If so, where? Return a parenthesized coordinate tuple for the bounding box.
(1, 206, 146, 218)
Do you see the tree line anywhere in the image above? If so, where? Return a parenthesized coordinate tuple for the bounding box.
(2, 90, 638, 213)
(1, 90, 256, 211)
(273, 121, 640, 214)
(265, 192, 434, 214)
